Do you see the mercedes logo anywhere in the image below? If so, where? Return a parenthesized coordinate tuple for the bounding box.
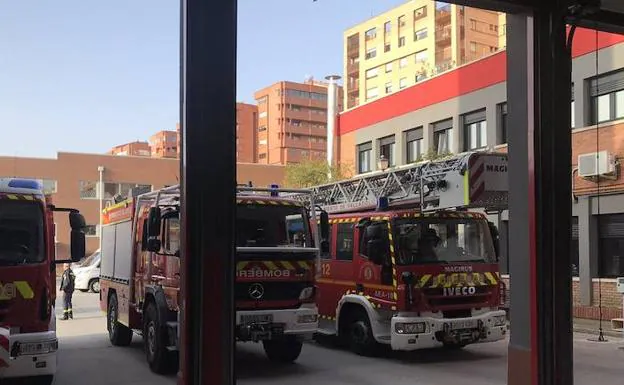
(248, 283, 264, 300)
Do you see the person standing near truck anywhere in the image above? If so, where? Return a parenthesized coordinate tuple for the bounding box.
(60, 263, 76, 320)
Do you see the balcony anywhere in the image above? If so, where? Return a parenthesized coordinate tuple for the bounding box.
(435, 26, 452, 45)
(347, 62, 359, 75)
(347, 45, 359, 57)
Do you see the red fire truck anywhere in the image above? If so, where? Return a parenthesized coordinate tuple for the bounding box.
(99, 184, 329, 374)
(286, 151, 509, 355)
(0, 178, 86, 384)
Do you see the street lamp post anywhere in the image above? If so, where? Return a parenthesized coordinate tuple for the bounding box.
(97, 166, 104, 251)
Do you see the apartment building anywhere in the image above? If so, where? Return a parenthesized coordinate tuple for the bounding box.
(254, 78, 343, 165)
(236, 102, 258, 163)
(0, 152, 287, 259)
(109, 141, 151, 157)
(149, 130, 179, 158)
(336, 28, 624, 320)
(343, 1, 501, 109)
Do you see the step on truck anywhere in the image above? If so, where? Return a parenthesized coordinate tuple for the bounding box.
(0, 178, 86, 384)
(99, 184, 329, 374)
(286, 150, 509, 355)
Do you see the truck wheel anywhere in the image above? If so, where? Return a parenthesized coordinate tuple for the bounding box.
(262, 336, 303, 363)
(89, 279, 100, 293)
(108, 294, 132, 346)
(144, 301, 177, 374)
(31, 375, 54, 385)
(347, 309, 378, 356)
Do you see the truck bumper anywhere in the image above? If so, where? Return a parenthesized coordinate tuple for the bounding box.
(0, 331, 57, 379)
(390, 310, 507, 351)
(236, 305, 319, 342)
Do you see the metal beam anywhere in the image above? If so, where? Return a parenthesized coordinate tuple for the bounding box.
(507, 4, 574, 385)
(179, 0, 237, 384)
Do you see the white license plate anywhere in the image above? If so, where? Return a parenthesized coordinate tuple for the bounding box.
(450, 320, 478, 330)
(241, 314, 273, 325)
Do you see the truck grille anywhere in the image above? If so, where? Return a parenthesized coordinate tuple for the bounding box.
(422, 286, 492, 309)
(235, 281, 310, 303)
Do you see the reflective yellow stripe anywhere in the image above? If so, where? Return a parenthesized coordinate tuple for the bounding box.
(263, 261, 278, 271)
(14, 281, 34, 299)
(484, 272, 498, 285)
(281, 261, 295, 270)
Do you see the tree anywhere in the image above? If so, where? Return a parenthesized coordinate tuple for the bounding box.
(284, 159, 351, 188)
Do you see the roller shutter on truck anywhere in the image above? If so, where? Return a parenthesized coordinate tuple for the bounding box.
(100, 219, 133, 284)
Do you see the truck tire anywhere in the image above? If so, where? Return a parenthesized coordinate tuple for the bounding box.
(108, 293, 132, 346)
(262, 336, 303, 363)
(31, 374, 54, 385)
(89, 279, 100, 293)
(144, 301, 177, 374)
(347, 308, 378, 356)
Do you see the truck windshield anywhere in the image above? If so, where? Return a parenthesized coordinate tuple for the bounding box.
(392, 217, 496, 265)
(0, 200, 45, 265)
(237, 203, 312, 248)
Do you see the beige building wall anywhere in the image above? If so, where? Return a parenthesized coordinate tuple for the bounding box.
(343, 0, 502, 110)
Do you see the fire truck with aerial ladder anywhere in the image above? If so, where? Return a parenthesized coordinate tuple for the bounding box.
(99, 184, 329, 374)
(285, 150, 509, 355)
(0, 178, 86, 384)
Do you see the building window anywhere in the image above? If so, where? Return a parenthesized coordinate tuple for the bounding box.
(357, 142, 372, 173)
(259, 111, 267, 118)
(414, 6, 427, 21)
(589, 69, 624, 124)
(79, 181, 99, 199)
(384, 43, 391, 52)
(384, 21, 391, 34)
(385, 82, 393, 94)
(571, 217, 579, 277)
(398, 15, 406, 27)
(399, 57, 408, 68)
(258, 126, 267, 132)
(433, 118, 453, 154)
(366, 87, 378, 101)
(258, 153, 267, 159)
(463, 109, 487, 151)
(85, 225, 99, 237)
(378, 135, 396, 167)
(598, 214, 624, 278)
(415, 73, 426, 83)
(398, 36, 406, 47)
(365, 67, 378, 79)
(497, 103, 508, 144)
(365, 27, 376, 41)
(336, 223, 354, 261)
(405, 127, 424, 163)
(365, 47, 377, 60)
(385, 62, 392, 72)
(399, 77, 407, 89)
(415, 49, 428, 63)
(414, 27, 428, 41)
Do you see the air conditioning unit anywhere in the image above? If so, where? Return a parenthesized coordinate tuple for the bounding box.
(577, 150, 616, 178)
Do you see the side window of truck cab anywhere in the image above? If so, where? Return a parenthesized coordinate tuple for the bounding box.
(162, 215, 180, 255)
(335, 222, 354, 261)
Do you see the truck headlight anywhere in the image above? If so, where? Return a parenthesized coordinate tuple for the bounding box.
(394, 322, 427, 334)
(492, 315, 507, 326)
(15, 340, 58, 356)
(297, 314, 318, 324)
(299, 286, 315, 301)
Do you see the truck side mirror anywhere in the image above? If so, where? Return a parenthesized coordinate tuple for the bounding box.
(146, 238, 161, 252)
(69, 211, 86, 230)
(147, 207, 161, 237)
(319, 211, 330, 240)
(70, 229, 86, 262)
(488, 221, 500, 261)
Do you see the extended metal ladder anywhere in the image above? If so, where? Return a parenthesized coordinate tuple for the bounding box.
(285, 150, 505, 214)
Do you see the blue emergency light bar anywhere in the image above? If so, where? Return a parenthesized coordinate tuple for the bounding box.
(269, 184, 279, 197)
(377, 196, 389, 211)
(8, 179, 41, 190)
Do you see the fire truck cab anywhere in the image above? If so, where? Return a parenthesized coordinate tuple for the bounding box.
(286, 151, 509, 355)
(0, 178, 86, 384)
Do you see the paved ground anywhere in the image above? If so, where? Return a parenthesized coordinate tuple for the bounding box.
(38, 290, 624, 384)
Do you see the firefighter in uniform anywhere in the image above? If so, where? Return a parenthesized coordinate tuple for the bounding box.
(59, 263, 75, 320)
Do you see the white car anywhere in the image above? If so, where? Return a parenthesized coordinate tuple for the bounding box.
(72, 250, 101, 293)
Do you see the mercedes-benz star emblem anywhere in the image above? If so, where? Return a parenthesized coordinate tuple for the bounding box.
(248, 283, 264, 299)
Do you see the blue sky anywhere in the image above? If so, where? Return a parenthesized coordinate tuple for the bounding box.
(0, 0, 406, 158)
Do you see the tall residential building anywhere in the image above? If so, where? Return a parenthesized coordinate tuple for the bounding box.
(109, 141, 151, 157)
(254, 78, 343, 165)
(343, 1, 501, 109)
(236, 102, 258, 163)
(149, 130, 178, 158)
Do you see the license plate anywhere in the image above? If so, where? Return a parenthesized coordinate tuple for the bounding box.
(449, 319, 478, 330)
(241, 314, 273, 325)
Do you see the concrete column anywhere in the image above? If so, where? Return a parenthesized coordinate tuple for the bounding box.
(423, 123, 434, 154)
(486, 105, 498, 147)
(371, 140, 380, 171)
(394, 135, 404, 167)
(573, 82, 584, 128)
(450, 117, 461, 154)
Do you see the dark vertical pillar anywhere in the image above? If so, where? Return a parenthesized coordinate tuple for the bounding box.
(507, 5, 573, 385)
(179, 0, 237, 384)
